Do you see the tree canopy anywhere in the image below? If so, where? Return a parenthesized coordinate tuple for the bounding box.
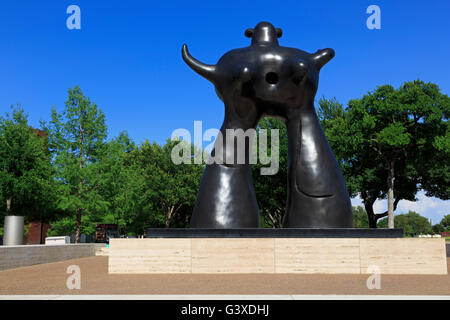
(135, 139, 204, 228)
(352, 206, 369, 228)
(252, 117, 288, 228)
(319, 80, 449, 228)
(43, 86, 108, 242)
(0, 106, 56, 221)
(377, 211, 432, 236)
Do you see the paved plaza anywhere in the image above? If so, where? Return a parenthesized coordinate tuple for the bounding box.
(0, 256, 449, 296)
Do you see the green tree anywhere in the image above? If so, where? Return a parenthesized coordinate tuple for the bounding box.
(441, 214, 450, 231)
(429, 214, 450, 235)
(377, 211, 432, 236)
(47, 215, 96, 238)
(353, 206, 369, 228)
(0, 106, 55, 221)
(135, 139, 203, 228)
(432, 223, 445, 234)
(43, 86, 108, 242)
(252, 117, 288, 228)
(319, 80, 450, 228)
(97, 131, 145, 234)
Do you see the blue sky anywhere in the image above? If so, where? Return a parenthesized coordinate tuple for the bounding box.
(0, 1, 449, 224)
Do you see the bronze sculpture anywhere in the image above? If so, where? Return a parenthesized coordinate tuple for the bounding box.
(182, 22, 353, 228)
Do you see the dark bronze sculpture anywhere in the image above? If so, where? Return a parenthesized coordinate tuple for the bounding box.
(182, 22, 353, 228)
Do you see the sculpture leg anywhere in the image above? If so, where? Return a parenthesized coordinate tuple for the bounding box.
(283, 106, 353, 228)
(190, 116, 260, 228)
(190, 163, 259, 228)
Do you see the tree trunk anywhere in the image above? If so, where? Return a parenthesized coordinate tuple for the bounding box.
(165, 207, 174, 228)
(362, 192, 377, 228)
(75, 208, 82, 243)
(6, 197, 12, 214)
(267, 211, 277, 228)
(267, 208, 283, 228)
(387, 161, 395, 228)
(368, 212, 377, 228)
(40, 221, 44, 244)
(76, 117, 84, 244)
(362, 192, 389, 228)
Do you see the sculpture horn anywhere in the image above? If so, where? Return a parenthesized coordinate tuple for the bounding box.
(312, 48, 335, 70)
(182, 44, 216, 82)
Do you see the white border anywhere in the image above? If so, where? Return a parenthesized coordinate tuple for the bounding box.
(0, 295, 449, 300)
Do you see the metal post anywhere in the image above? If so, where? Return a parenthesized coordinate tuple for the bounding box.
(3, 216, 24, 246)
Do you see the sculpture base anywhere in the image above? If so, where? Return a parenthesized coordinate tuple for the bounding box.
(145, 228, 403, 238)
(109, 236, 447, 275)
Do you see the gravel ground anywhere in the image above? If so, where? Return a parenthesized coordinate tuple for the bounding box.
(0, 256, 449, 296)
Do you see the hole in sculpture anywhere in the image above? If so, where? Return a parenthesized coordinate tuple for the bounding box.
(265, 72, 278, 84)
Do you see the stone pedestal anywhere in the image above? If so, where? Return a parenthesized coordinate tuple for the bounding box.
(108, 229, 447, 275)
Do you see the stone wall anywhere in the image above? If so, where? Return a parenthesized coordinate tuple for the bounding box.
(0, 243, 105, 271)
